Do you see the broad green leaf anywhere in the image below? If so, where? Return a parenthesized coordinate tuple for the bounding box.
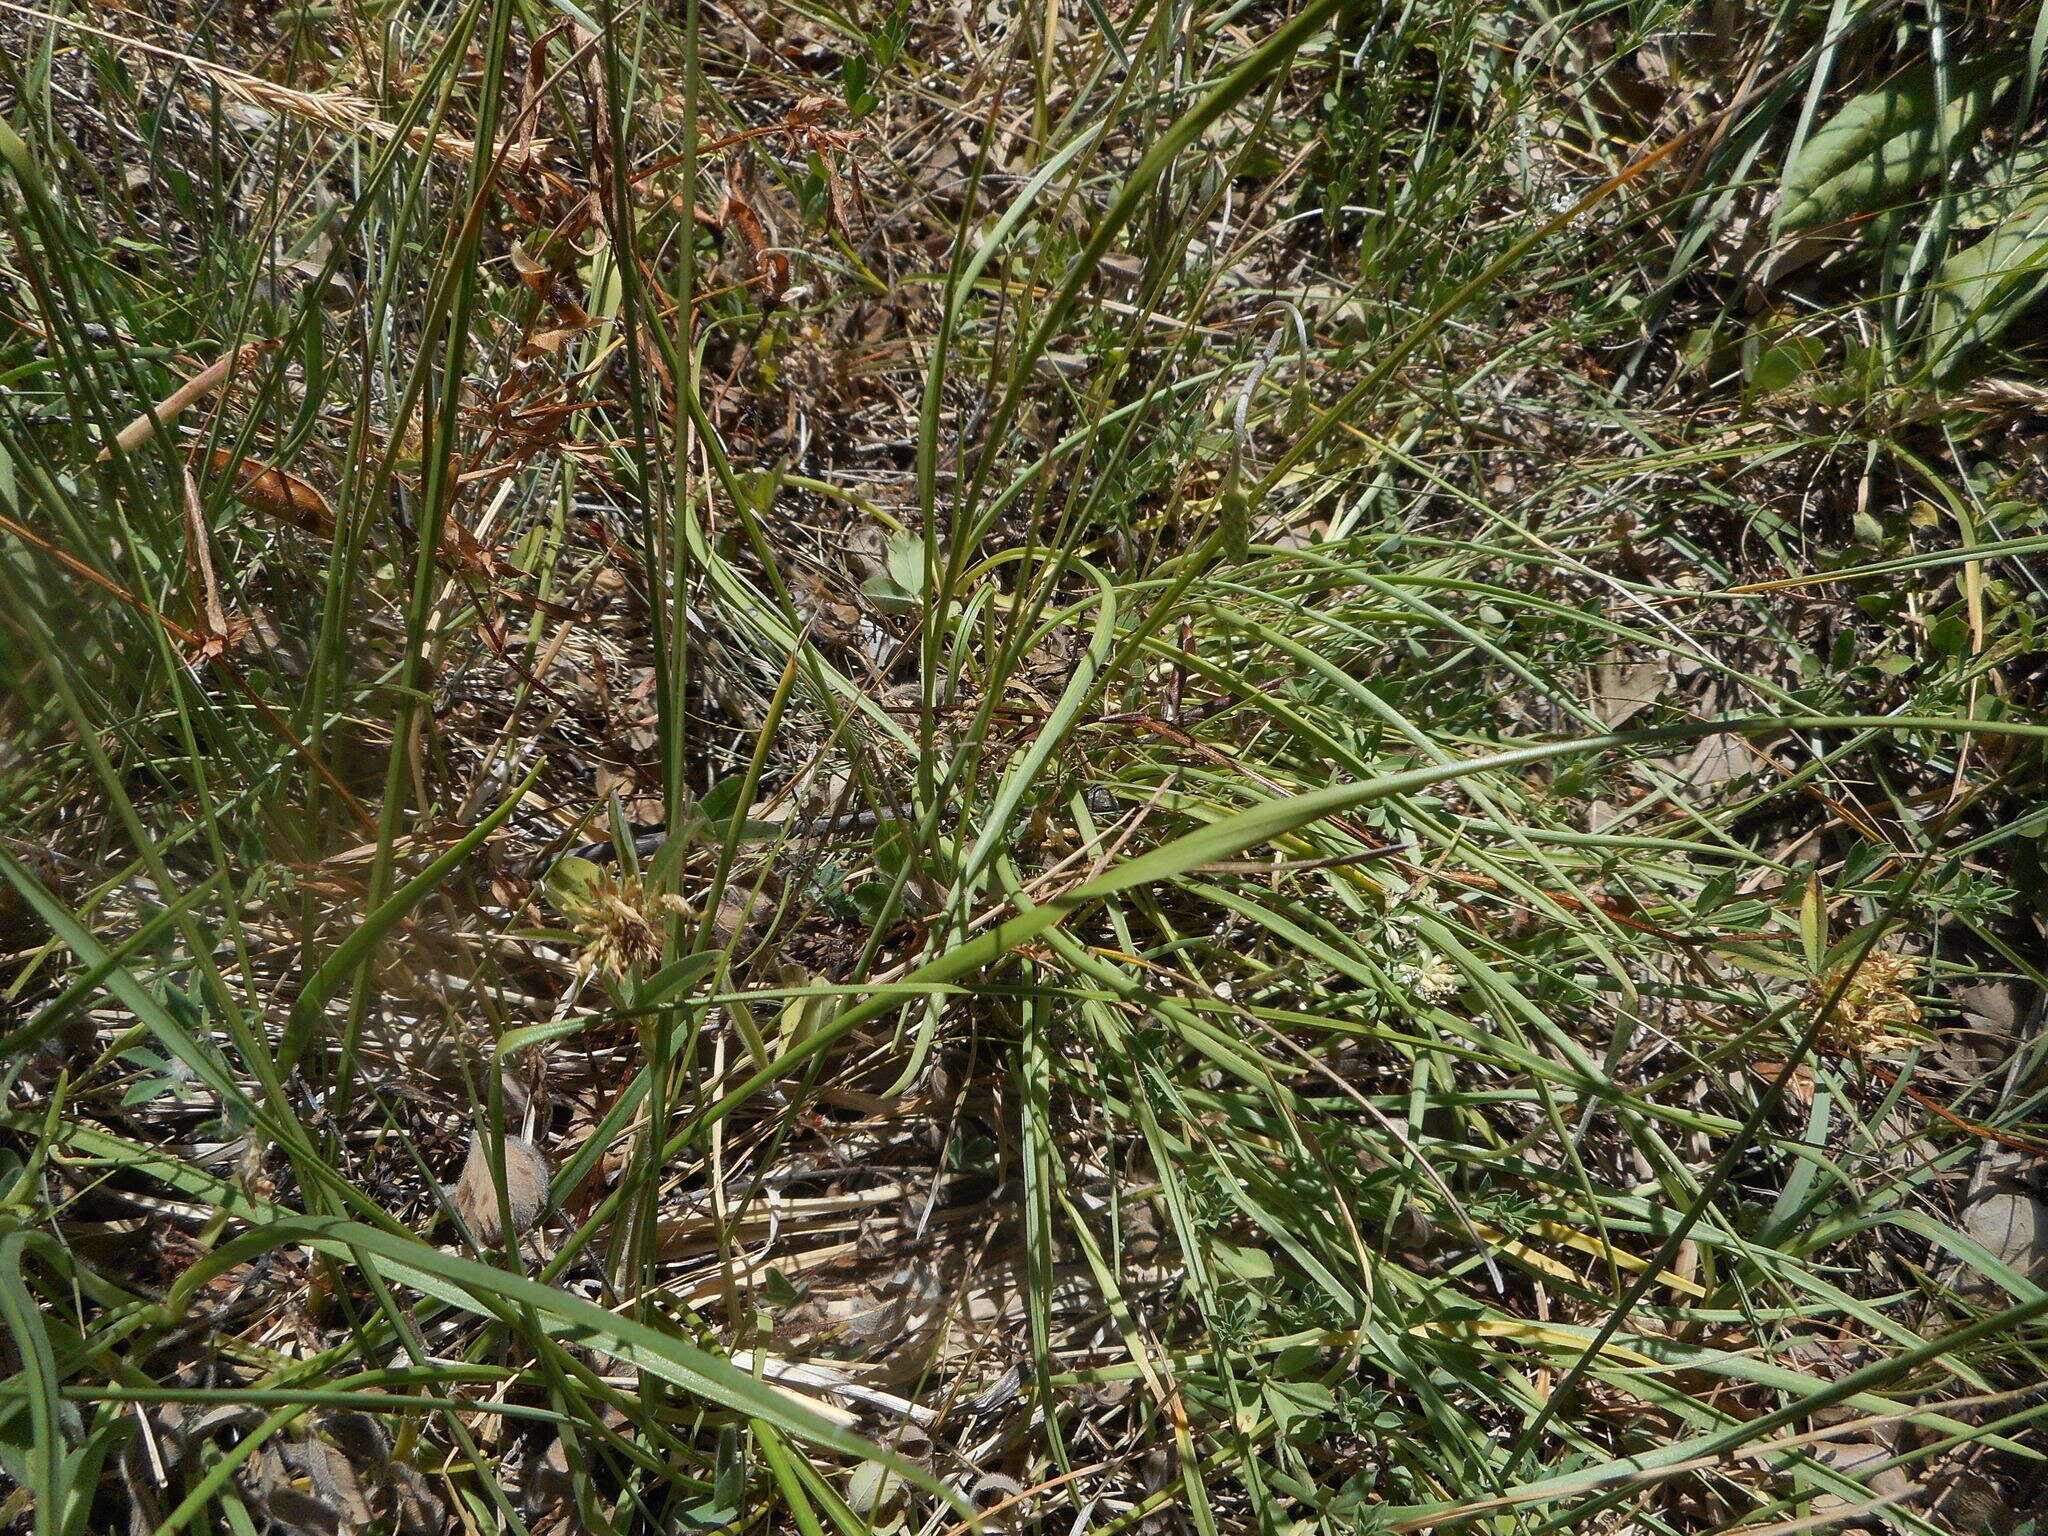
(1777, 58, 2015, 234)
(884, 529, 927, 597)
(1952, 144, 2048, 230)
(1262, 1377, 1335, 1433)
(544, 854, 607, 904)
(1924, 198, 2048, 376)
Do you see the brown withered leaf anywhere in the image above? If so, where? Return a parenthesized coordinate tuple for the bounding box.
(117, 1405, 185, 1536)
(286, 1437, 372, 1531)
(722, 159, 789, 303)
(99, 340, 278, 461)
(446, 1131, 551, 1247)
(524, 1434, 574, 1526)
(202, 450, 577, 620)
(384, 1461, 446, 1536)
(179, 467, 231, 659)
(206, 450, 335, 538)
(245, 1443, 345, 1536)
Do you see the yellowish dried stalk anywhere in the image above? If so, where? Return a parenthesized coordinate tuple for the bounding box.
(1949, 377, 2048, 418)
(98, 339, 278, 461)
(208, 68, 551, 173)
(0, 0, 548, 172)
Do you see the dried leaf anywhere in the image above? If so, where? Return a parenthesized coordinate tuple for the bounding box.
(179, 467, 230, 659)
(524, 1434, 574, 1525)
(245, 1444, 348, 1536)
(384, 1460, 446, 1536)
(1958, 1149, 2048, 1295)
(508, 238, 552, 285)
(206, 450, 336, 539)
(117, 1406, 184, 1536)
(722, 162, 789, 303)
(1593, 659, 1666, 728)
(446, 1130, 551, 1246)
(258, 1482, 344, 1536)
(98, 340, 277, 461)
(320, 1412, 389, 1471)
(288, 1438, 372, 1531)
(966, 1472, 1027, 1533)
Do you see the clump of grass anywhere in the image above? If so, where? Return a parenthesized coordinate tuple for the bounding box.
(3, 1, 2048, 1534)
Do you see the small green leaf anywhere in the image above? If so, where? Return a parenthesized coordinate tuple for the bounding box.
(1926, 612, 1973, 655)
(862, 574, 917, 613)
(543, 855, 606, 905)
(1679, 324, 1724, 375)
(700, 777, 751, 822)
(1213, 1242, 1275, 1281)
(1219, 483, 1251, 564)
(885, 530, 927, 597)
(1746, 335, 1823, 395)
(495, 1016, 594, 1058)
(1799, 869, 1826, 970)
(847, 880, 898, 925)
(1263, 1378, 1336, 1433)
(633, 950, 724, 1007)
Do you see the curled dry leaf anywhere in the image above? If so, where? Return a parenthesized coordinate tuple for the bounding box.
(117, 1405, 185, 1536)
(321, 1411, 389, 1470)
(179, 466, 232, 660)
(198, 448, 575, 621)
(966, 1472, 1027, 1533)
(710, 883, 773, 948)
(384, 1461, 447, 1536)
(206, 449, 336, 539)
(524, 1433, 574, 1526)
(286, 1436, 373, 1532)
(721, 158, 789, 303)
(246, 1443, 349, 1536)
(446, 1130, 551, 1246)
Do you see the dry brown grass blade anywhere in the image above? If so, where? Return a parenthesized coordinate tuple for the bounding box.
(0, 507, 377, 830)
(0, 0, 551, 173)
(178, 466, 230, 655)
(98, 339, 278, 461)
